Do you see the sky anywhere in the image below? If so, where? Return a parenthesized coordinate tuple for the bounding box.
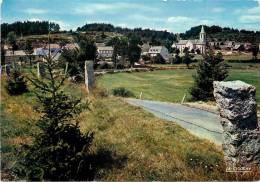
(1, 0, 260, 33)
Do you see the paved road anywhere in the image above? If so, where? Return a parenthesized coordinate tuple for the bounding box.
(126, 98, 223, 145)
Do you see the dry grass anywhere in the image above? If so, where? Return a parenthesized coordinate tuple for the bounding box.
(78, 91, 260, 180)
(1, 76, 259, 181)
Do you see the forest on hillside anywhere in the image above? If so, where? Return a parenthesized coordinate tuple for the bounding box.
(2, 21, 260, 44)
(77, 23, 176, 43)
(77, 23, 260, 43)
(181, 25, 260, 43)
(1, 21, 60, 38)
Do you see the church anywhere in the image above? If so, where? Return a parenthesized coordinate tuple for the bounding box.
(172, 26, 206, 54)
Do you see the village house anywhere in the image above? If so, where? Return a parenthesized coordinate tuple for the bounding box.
(232, 43, 244, 52)
(172, 26, 206, 54)
(64, 43, 79, 50)
(141, 43, 151, 56)
(4, 50, 27, 64)
(148, 46, 169, 61)
(97, 46, 114, 59)
(34, 46, 62, 61)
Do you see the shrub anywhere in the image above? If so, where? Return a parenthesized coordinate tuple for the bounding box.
(96, 62, 114, 69)
(112, 87, 134, 97)
(116, 63, 126, 69)
(94, 88, 109, 98)
(152, 54, 166, 64)
(173, 54, 181, 64)
(190, 51, 228, 101)
(5, 70, 28, 95)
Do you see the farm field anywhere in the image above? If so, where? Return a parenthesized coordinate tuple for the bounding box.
(97, 68, 260, 104)
(193, 53, 260, 61)
(223, 53, 260, 61)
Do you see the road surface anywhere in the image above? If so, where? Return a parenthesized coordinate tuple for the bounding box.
(125, 98, 223, 145)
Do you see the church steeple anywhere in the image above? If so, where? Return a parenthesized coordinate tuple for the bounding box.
(200, 25, 206, 42)
(176, 33, 180, 41)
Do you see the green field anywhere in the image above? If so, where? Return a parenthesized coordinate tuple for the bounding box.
(223, 53, 260, 61)
(97, 69, 260, 104)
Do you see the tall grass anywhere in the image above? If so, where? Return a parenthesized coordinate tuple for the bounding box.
(1, 77, 259, 180)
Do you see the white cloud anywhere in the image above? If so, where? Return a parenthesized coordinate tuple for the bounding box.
(73, 2, 159, 15)
(167, 16, 214, 32)
(167, 16, 213, 25)
(212, 7, 225, 13)
(255, 0, 260, 5)
(239, 15, 260, 23)
(235, 0, 260, 14)
(167, 16, 193, 23)
(29, 18, 42, 21)
(248, 6, 260, 13)
(236, 0, 260, 24)
(24, 8, 48, 14)
(29, 18, 69, 30)
(0, 0, 2, 4)
(50, 20, 69, 30)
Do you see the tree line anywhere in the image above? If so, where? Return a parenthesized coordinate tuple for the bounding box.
(1, 21, 60, 38)
(181, 25, 260, 43)
(76, 23, 176, 43)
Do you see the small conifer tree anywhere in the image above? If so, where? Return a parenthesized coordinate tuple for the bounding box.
(190, 50, 229, 101)
(13, 31, 94, 181)
(183, 47, 191, 69)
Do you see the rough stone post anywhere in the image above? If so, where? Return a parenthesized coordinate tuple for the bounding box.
(37, 62, 45, 78)
(85, 61, 95, 93)
(64, 62, 69, 75)
(12, 61, 17, 70)
(5, 64, 11, 77)
(213, 81, 260, 170)
(18, 60, 22, 71)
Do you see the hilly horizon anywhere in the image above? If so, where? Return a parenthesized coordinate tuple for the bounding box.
(2, 21, 260, 44)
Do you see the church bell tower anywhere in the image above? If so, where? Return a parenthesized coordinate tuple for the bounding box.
(200, 25, 206, 42)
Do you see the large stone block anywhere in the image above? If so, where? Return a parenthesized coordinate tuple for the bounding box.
(213, 80, 260, 167)
(213, 81, 257, 128)
(85, 61, 95, 92)
(5, 64, 11, 77)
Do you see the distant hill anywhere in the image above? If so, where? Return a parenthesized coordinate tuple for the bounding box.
(2, 21, 260, 45)
(181, 25, 260, 43)
(77, 23, 260, 44)
(77, 23, 176, 43)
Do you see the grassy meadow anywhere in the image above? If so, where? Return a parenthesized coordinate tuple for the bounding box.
(223, 53, 260, 61)
(97, 68, 260, 104)
(2, 75, 259, 180)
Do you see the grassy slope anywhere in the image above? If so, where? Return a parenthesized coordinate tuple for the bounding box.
(3, 75, 258, 180)
(97, 68, 260, 104)
(19, 31, 122, 43)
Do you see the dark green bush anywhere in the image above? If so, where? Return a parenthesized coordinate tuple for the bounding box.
(190, 51, 228, 101)
(112, 87, 134, 97)
(5, 70, 28, 95)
